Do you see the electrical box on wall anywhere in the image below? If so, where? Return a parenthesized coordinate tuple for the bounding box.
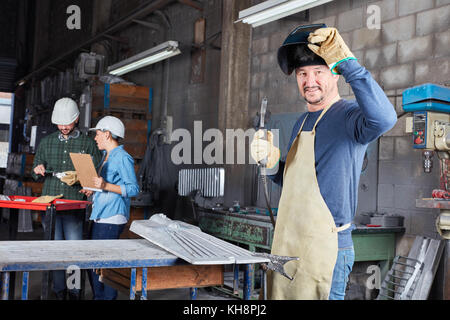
(412, 112, 450, 149)
(75, 52, 105, 80)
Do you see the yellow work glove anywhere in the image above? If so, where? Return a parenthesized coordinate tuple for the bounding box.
(307, 27, 356, 74)
(60, 171, 78, 186)
(250, 129, 280, 169)
(32, 194, 63, 203)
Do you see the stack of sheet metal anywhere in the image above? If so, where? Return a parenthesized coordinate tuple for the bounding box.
(130, 214, 269, 265)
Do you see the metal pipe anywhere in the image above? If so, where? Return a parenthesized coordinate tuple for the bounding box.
(154, 10, 172, 125)
(20, 0, 177, 83)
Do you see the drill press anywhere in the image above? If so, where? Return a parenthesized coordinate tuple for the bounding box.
(403, 83, 450, 299)
(403, 83, 450, 239)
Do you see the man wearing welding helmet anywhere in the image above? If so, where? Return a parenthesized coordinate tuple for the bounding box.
(251, 25, 397, 299)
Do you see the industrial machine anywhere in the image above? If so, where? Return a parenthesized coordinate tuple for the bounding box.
(403, 83, 450, 299)
(403, 83, 450, 240)
(405, 84, 450, 174)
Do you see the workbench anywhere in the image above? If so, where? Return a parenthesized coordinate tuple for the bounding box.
(198, 209, 405, 291)
(0, 239, 255, 300)
(0, 195, 91, 241)
(0, 195, 91, 299)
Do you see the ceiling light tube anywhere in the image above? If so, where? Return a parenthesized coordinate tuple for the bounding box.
(238, 0, 334, 27)
(107, 40, 181, 76)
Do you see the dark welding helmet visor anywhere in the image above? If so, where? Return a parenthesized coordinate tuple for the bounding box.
(277, 23, 328, 75)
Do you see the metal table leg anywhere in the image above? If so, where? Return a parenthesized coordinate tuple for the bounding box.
(243, 264, 253, 300)
(130, 268, 137, 300)
(262, 270, 267, 300)
(1, 272, 10, 300)
(233, 264, 239, 295)
(190, 288, 198, 300)
(141, 268, 147, 300)
(21, 272, 29, 300)
(8, 208, 18, 240)
(8, 208, 18, 300)
(41, 205, 56, 300)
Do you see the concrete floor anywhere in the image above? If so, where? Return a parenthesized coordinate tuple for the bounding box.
(0, 218, 249, 301)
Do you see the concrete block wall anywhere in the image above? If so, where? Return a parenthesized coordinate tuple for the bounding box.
(248, 0, 450, 238)
(114, 1, 223, 140)
(107, 1, 223, 219)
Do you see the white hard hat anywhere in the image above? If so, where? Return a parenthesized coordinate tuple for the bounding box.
(52, 98, 80, 125)
(89, 116, 125, 139)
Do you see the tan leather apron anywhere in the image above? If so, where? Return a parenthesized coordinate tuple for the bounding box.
(268, 102, 350, 300)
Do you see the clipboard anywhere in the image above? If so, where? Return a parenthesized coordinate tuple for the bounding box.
(69, 153, 103, 192)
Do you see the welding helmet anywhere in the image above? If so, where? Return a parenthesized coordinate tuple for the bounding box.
(89, 116, 125, 139)
(277, 23, 328, 75)
(51, 98, 80, 125)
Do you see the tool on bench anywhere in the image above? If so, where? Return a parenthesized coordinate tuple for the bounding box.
(253, 252, 299, 280)
(253, 252, 299, 299)
(258, 97, 276, 228)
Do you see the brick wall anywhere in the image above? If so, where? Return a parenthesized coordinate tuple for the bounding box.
(249, 0, 450, 238)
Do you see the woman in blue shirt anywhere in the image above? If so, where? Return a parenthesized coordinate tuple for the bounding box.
(83, 116, 139, 300)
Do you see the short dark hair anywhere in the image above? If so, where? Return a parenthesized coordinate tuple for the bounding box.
(288, 44, 327, 70)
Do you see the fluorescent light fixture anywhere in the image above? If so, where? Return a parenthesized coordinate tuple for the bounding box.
(107, 40, 181, 76)
(237, 0, 334, 27)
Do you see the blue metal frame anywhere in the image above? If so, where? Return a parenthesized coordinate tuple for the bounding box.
(190, 288, 197, 300)
(21, 272, 29, 300)
(141, 268, 148, 300)
(104, 84, 110, 109)
(130, 268, 137, 300)
(1, 240, 254, 300)
(1, 272, 10, 300)
(243, 264, 252, 300)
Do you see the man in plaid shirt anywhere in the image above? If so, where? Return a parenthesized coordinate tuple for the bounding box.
(32, 97, 102, 300)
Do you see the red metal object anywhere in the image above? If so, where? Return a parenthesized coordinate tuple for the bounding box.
(432, 189, 450, 200)
(440, 158, 450, 191)
(0, 195, 91, 211)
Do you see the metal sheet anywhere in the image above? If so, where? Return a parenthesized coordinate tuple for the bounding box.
(130, 214, 270, 265)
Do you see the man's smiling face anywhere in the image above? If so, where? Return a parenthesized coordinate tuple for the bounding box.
(295, 64, 339, 107)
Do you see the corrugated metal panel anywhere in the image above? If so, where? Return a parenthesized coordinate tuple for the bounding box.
(0, 58, 17, 92)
